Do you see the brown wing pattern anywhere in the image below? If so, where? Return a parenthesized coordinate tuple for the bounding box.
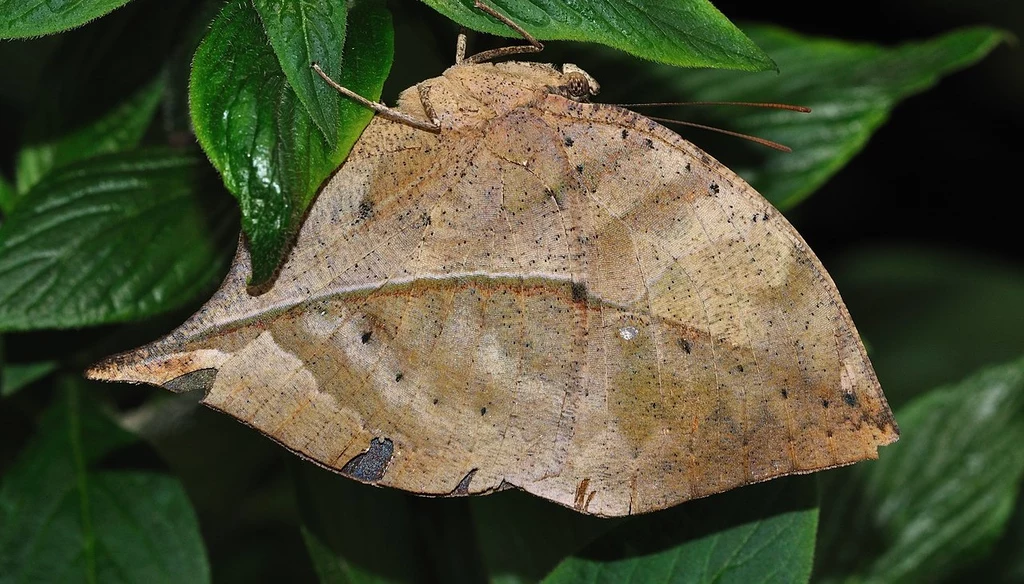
(512, 97, 898, 513)
(88, 91, 896, 517)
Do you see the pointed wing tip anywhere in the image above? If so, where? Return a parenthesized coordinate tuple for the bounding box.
(83, 352, 143, 383)
(83, 363, 115, 382)
(82, 346, 221, 393)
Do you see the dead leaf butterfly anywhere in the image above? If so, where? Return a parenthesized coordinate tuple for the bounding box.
(88, 1, 897, 516)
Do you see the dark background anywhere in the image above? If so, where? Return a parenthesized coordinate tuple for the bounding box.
(717, 0, 1023, 265)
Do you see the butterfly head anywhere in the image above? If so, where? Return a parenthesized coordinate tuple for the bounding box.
(418, 61, 604, 131)
(556, 64, 601, 101)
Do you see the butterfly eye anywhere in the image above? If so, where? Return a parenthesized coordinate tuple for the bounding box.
(561, 72, 592, 101)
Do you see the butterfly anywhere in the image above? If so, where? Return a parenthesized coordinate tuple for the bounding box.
(88, 1, 897, 516)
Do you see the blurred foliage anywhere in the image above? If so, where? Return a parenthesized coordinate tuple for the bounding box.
(0, 0, 1020, 583)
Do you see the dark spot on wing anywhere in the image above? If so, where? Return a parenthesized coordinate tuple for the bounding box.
(678, 338, 692, 354)
(451, 469, 478, 496)
(356, 199, 373, 223)
(164, 368, 218, 394)
(361, 331, 372, 344)
(571, 281, 588, 303)
(843, 392, 857, 407)
(340, 437, 394, 482)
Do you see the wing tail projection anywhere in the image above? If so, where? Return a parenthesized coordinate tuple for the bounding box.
(85, 239, 252, 391)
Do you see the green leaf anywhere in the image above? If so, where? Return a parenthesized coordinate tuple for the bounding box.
(541, 476, 818, 584)
(0, 383, 210, 584)
(8, 0, 195, 202)
(14, 76, 165, 198)
(0, 148, 235, 332)
(586, 25, 1006, 210)
(190, 0, 392, 286)
(0, 0, 134, 38)
(253, 0, 348, 139)
(1, 360, 58, 397)
(829, 246, 1024, 409)
(423, 0, 773, 71)
(816, 357, 1024, 583)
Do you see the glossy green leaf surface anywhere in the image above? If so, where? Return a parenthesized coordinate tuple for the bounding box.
(0, 0, 134, 38)
(253, 0, 348, 139)
(816, 357, 1024, 583)
(423, 0, 773, 71)
(0, 149, 234, 331)
(0, 384, 210, 584)
(189, 0, 392, 286)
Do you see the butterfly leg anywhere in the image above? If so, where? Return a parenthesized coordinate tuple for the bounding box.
(311, 63, 441, 134)
(464, 0, 544, 64)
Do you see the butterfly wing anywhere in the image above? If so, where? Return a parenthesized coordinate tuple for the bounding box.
(88, 92, 897, 517)
(510, 97, 899, 514)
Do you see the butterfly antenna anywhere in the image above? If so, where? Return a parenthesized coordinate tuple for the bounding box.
(645, 116, 794, 153)
(619, 101, 810, 152)
(618, 101, 811, 113)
